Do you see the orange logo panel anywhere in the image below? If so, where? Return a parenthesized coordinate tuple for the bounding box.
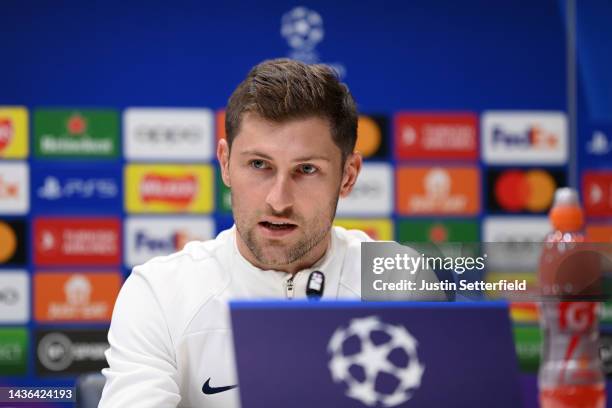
(34, 272, 121, 322)
(396, 166, 480, 215)
(587, 225, 612, 243)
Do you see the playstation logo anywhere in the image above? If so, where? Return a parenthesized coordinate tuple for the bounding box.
(38, 176, 62, 200)
(587, 131, 610, 155)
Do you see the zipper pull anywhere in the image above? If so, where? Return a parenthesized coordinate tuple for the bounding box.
(285, 276, 295, 300)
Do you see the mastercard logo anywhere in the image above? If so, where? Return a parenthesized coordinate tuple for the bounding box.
(355, 115, 388, 159)
(356, 116, 381, 157)
(494, 169, 557, 212)
(0, 221, 17, 262)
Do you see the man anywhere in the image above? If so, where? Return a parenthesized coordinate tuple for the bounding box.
(98, 58, 370, 408)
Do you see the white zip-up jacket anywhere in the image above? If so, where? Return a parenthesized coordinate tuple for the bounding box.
(98, 226, 371, 408)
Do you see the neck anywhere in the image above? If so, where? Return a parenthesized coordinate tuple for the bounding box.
(236, 231, 331, 275)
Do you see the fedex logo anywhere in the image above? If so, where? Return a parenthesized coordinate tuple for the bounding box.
(135, 231, 189, 252)
(125, 217, 215, 267)
(491, 126, 559, 149)
(482, 111, 567, 164)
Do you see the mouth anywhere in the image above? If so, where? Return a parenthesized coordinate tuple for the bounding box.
(258, 221, 298, 236)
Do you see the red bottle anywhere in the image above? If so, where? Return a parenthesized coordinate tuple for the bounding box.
(538, 188, 605, 408)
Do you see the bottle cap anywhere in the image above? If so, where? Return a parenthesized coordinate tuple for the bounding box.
(553, 187, 579, 207)
(549, 187, 584, 232)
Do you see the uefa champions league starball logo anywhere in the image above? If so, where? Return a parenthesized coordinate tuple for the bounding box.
(281, 6, 324, 52)
(279, 6, 347, 77)
(327, 316, 425, 407)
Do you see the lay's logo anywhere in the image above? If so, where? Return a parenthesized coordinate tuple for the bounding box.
(125, 164, 213, 213)
(140, 173, 198, 206)
(0, 119, 13, 151)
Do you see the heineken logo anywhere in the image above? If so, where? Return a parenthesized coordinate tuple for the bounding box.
(428, 224, 449, 242)
(34, 109, 119, 158)
(67, 114, 87, 136)
(40, 135, 114, 154)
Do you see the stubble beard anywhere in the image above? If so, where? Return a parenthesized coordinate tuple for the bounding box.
(234, 193, 340, 268)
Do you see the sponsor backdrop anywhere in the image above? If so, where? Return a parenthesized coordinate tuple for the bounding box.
(1, 0, 611, 404)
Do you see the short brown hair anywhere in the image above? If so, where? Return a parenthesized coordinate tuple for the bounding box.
(225, 58, 358, 161)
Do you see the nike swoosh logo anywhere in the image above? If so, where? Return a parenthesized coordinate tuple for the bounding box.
(202, 378, 238, 395)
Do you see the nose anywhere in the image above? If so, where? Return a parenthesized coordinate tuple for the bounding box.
(265, 174, 293, 214)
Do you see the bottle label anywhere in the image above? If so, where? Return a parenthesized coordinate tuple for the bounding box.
(559, 302, 596, 333)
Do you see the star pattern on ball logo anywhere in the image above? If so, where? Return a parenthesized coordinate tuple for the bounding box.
(327, 316, 425, 407)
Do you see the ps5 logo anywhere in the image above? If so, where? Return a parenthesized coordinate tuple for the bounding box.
(587, 131, 610, 155)
(38, 176, 118, 200)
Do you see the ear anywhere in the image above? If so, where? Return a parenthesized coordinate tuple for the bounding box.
(217, 138, 231, 188)
(339, 152, 362, 198)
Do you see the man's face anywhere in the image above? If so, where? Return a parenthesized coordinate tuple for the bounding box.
(218, 113, 360, 271)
